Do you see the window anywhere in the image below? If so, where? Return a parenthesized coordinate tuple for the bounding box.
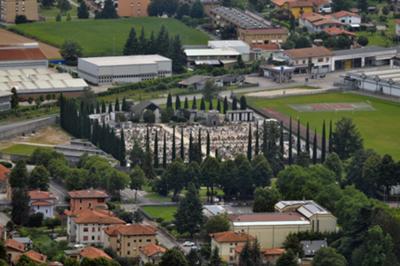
(147, 239, 151, 242)
(92, 227, 95, 232)
(128, 242, 130, 247)
(127, 251, 130, 255)
(318, 58, 323, 62)
(83, 227, 88, 232)
(92, 236, 95, 240)
(83, 236, 88, 241)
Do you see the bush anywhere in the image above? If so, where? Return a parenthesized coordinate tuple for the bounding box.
(143, 110, 155, 123)
(357, 36, 369, 46)
(15, 15, 28, 24)
(27, 213, 44, 227)
(43, 217, 61, 229)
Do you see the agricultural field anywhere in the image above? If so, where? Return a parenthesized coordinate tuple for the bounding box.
(11, 17, 209, 56)
(247, 92, 400, 159)
(141, 205, 177, 222)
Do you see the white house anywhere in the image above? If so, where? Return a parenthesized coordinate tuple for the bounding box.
(283, 46, 333, 74)
(28, 190, 57, 218)
(331, 10, 361, 28)
(299, 12, 343, 33)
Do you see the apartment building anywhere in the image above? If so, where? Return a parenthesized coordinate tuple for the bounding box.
(67, 189, 109, 213)
(0, 0, 38, 23)
(28, 190, 57, 218)
(117, 0, 149, 17)
(104, 224, 158, 258)
(210, 231, 254, 264)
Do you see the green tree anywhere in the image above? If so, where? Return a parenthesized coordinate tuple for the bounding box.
(11, 88, 18, 109)
(283, 233, 304, 257)
(96, 0, 118, 18)
(205, 214, 230, 234)
(163, 160, 186, 200)
(239, 239, 263, 266)
(332, 117, 363, 160)
(174, 183, 203, 237)
(143, 110, 155, 123)
(201, 157, 220, 202)
(209, 247, 223, 266)
(15, 255, 38, 266)
(251, 154, 272, 187)
(130, 166, 145, 202)
(58, 0, 71, 13)
(186, 248, 201, 266)
(153, 130, 159, 168)
(276, 249, 298, 266)
(203, 80, 217, 101)
(29, 165, 50, 191)
(123, 27, 139, 55)
(190, 0, 204, 18)
(166, 93, 173, 109)
(77, 1, 89, 19)
(253, 186, 281, 212)
(321, 120, 326, 162)
(160, 248, 189, 266)
(324, 152, 343, 181)
(11, 188, 30, 225)
(170, 35, 186, 73)
(235, 55, 245, 69)
(9, 160, 28, 188)
(312, 247, 347, 266)
(247, 124, 252, 160)
(175, 95, 181, 110)
(60, 40, 83, 66)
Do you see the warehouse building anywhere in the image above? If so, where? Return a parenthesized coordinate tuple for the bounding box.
(0, 91, 11, 112)
(0, 43, 48, 69)
(0, 68, 88, 99)
(77, 55, 172, 85)
(208, 40, 250, 61)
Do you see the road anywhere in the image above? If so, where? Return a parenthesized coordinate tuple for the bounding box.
(0, 212, 10, 225)
(49, 180, 68, 206)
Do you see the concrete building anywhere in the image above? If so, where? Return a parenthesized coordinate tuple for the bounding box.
(226, 110, 255, 122)
(237, 27, 288, 46)
(28, 190, 57, 218)
(210, 231, 254, 264)
(139, 243, 166, 265)
(77, 55, 172, 85)
(0, 0, 38, 23)
(208, 40, 251, 61)
(331, 10, 361, 28)
(283, 46, 333, 74)
(104, 224, 158, 258)
(67, 209, 125, 245)
(0, 43, 47, 69)
(0, 91, 11, 112)
(67, 189, 109, 214)
(117, 0, 149, 17)
(184, 48, 240, 67)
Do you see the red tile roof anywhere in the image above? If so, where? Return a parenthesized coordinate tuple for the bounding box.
(140, 243, 166, 257)
(68, 189, 108, 199)
(0, 47, 46, 61)
(105, 224, 157, 237)
(263, 248, 285, 256)
(73, 209, 125, 225)
(0, 164, 10, 182)
(31, 200, 53, 206)
(28, 190, 56, 201)
(324, 27, 356, 37)
(288, 0, 314, 7)
(210, 231, 254, 243)
(6, 239, 25, 252)
(23, 250, 47, 264)
(332, 10, 360, 18)
(239, 27, 288, 34)
(230, 212, 306, 222)
(250, 43, 280, 51)
(284, 46, 332, 59)
(79, 246, 111, 260)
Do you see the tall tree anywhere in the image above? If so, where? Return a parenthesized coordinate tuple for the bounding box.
(77, 1, 89, 19)
(29, 165, 50, 191)
(247, 124, 252, 161)
(288, 118, 293, 165)
(130, 166, 145, 202)
(10, 88, 18, 109)
(154, 130, 159, 168)
(206, 131, 211, 157)
(232, 97, 238, 110)
(163, 132, 167, 168)
(331, 117, 363, 160)
(96, 0, 118, 19)
(60, 40, 83, 66)
(306, 122, 310, 154)
(184, 97, 189, 109)
(216, 99, 221, 113)
(200, 97, 206, 111)
(170, 35, 186, 73)
(276, 249, 298, 266)
(313, 247, 347, 266)
(180, 128, 185, 160)
(223, 96, 228, 114)
(160, 248, 189, 266)
(255, 123, 259, 155)
(123, 27, 139, 55)
(313, 129, 317, 164)
(172, 126, 176, 161)
(280, 121, 284, 157)
(321, 120, 326, 162)
(239, 239, 263, 266)
(190, 0, 204, 18)
(197, 128, 202, 161)
(11, 188, 30, 225)
(328, 120, 333, 153)
(9, 160, 28, 189)
(166, 93, 173, 109)
(175, 95, 181, 110)
(120, 130, 126, 166)
(174, 183, 203, 237)
(253, 186, 281, 212)
(296, 119, 301, 156)
(209, 247, 223, 266)
(189, 131, 194, 162)
(240, 95, 247, 110)
(209, 97, 213, 110)
(192, 96, 197, 110)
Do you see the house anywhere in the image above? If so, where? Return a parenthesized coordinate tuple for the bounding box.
(67, 209, 125, 245)
(237, 28, 288, 47)
(300, 240, 328, 265)
(323, 27, 356, 38)
(117, 0, 149, 17)
(178, 75, 213, 90)
(283, 46, 333, 74)
(5, 239, 25, 265)
(104, 224, 158, 258)
(28, 190, 57, 218)
(0, 164, 11, 200)
(139, 243, 166, 265)
(79, 246, 112, 261)
(234, 246, 285, 265)
(331, 10, 361, 28)
(210, 231, 254, 264)
(22, 250, 47, 264)
(299, 13, 343, 33)
(216, 74, 245, 87)
(287, 0, 314, 18)
(67, 189, 109, 214)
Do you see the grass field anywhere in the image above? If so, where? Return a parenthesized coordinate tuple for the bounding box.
(39, 6, 77, 20)
(248, 92, 400, 159)
(0, 144, 52, 156)
(11, 18, 209, 56)
(141, 205, 177, 222)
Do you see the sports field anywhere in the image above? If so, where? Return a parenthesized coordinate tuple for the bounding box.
(141, 205, 177, 222)
(247, 92, 400, 159)
(10, 18, 209, 56)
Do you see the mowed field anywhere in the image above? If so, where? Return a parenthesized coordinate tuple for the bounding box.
(247, 92, 400, 159)
(10, 18, 209, 56)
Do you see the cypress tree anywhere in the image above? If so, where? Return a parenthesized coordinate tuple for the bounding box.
(108, 102, 113, 113)
(115, 97, 120, 112)
(180, 128, 185, 160)
(170, 35, 186, 73)
(232, 97, 238, 110)
(172, 126, 176, 161)
(197, 128, 202, 161)
(123, 27, 138, 55)
(184, 97, 189, 109)
(122, 97, 127, 111)
(175, 95, 181, 110)
(189, 131, 193, 162)
(200, 97, 206, 111)
(328, 120, 333, 153)
(247, 124, 252, 160)
(163, 132, 167, 168)
(240, 95, 247, 110)
(289, 117, 293, 165)
(192, 96, 197, 109)
(209, 97, 213, 110)
(145, 127, 150, 153)
(280, 121, 284, 157)
(101, 101, 106, 113)
(223, 96, 228, 114)
(255, 123, 259, 155)
(146, 31, 156, 54)
(306, 122, 310, 154)
(137, 27, 146, 54)
(96, 101, 100, 114)
(120, 130, 126, 166)
(313, 129, 317, 164)
(262, 120, 268, 155)
(216, 99, 221, 113)
(321, 120, 326, 162)
(296, 119, 301, 155)
(166, 93, 173, 109)
(206, 131, 210, 156)
(154, 130, 159, 168)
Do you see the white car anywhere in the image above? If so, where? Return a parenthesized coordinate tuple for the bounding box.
(183, 241, 196, 247)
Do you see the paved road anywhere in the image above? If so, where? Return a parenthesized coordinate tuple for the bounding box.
(0, 212, 10, 225)
(49, 180, 68, 206)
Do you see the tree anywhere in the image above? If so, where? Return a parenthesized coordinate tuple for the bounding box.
(332, 117, 363, 160)
(324, 152, 343, 181)
(177, 3, 190, 19)
(253, 187, 281, 212)
(15, 255, 38, 266)
(247, 124, 252, 161)
(166, 93, 173, 109)
(209, 247, 223, 266)
(143, 110, 155, 123)
(175, 95, 181, 110)
(276, 249, 298, 266)
(11, 188, 30, 225)
(40, 0, 55, 8)
(312, 247, 347, 266)
(289, 117, 293, 164)
(205, 214, 230, 234)
(124, 27, 139, 55)
(11, 88, 18, 109)
(357, 0, 368, 12)
(9, 160, 28, 188)
(223, 96, 228, 114)
(58, 0, 71, 13)
(60, 40, 83, 66)
(180, 128, 185, 160)
(190, 0, 204, 18)
(239, 239, 263, 266)
(328, 120, 333, 153)
(235, 55, 245, 69)
(203, 80, 217, 102)
(174, 183, 203, 237)
(251, 154, 272, 187)
(321, 120, 326, 162)
(153, 130, 159, 168)
(130, 166, 145, 202)
(240, 95, 247, 110)
(192, 96, 197, 110)
(163, 132, 167, 168)
(332, 0, 351, 12)
(206, 131, 211, 156)
(163, 160, 186, 200)
(283, 233, 304, 257)
(200, 97, 206, 111)
(313, 129, 317, 164)
(96, 0, 118, 18)
(160, 248, 189, 266)
(77, 1, 89, 19)
(296, 119, 301, 156)
(232, 97, 238, 110)
(29, 165, 50, 191)
(170, 35, 186, 73)
(186, 249, 201, 266)
(357, 36, 369, 46)
(201, 157, 220, 202)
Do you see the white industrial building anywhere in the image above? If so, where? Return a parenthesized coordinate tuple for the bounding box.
(208, 40, 250, 61)
(77, 55, 172, 85)
(0, 68, 88, 98)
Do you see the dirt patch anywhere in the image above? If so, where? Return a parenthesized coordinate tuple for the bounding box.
(0, 29, 61, 59)
(246, 88, 327, 98)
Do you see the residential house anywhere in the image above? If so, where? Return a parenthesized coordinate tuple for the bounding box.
(0, 164, 10, 200)
(178, 75, 213, 90)
(234, 246, 285, 265)
(117, 0, 149, 17)
(299, 12, 343, 33)
(283, 46, 333, 74)
(67, 209, 125, 245)
(79, 246, 112, 261)
(324, 27, 356, 38)
(210, 231, 254, 264)
(237, 28, 288, 46)
(28, 190, 57, 218)
(5, 239, 25, 265)
(67, 189, 108, 213)
(22, 250, 47, 264)
(287, 0, 314, 18)
(139, 243, 166, 265)
(331, 10, 361, 28)
(104, 224, 158, 258)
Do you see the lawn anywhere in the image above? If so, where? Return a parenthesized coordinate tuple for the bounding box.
(0, 144, 52, 156)
(11, 17, 209, 56)
(39, 6, 77, 20)
(141, 205, 177, 222)
(247, 92, 400, 159)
